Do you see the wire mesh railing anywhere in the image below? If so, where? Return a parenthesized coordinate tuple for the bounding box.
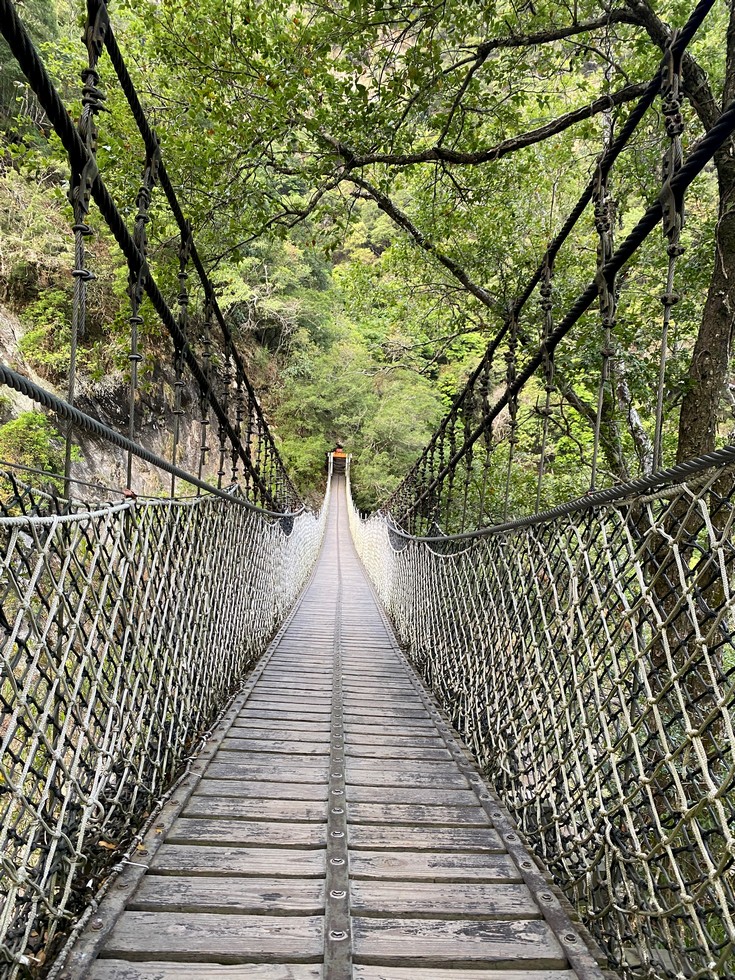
(349, 455, 735, 979)
(0, 469, 329, 977)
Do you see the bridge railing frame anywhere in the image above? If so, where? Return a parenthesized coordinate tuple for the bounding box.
(382, 0, 735, 538)
(0, 466, 330, 978)
(0, 2, 329, 973)
(348, 454, 735, 980)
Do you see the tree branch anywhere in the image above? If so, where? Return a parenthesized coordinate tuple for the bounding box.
(472, 9, 638, 57)
(624, 0, 720, 130)
(324, 82, 647, 168)
(392, 9, 639, 133)
(616, 354, 654, 474)
(345, 173, 500, 311)
(556, 377, 630, 481)
(206, 174, 344, 268)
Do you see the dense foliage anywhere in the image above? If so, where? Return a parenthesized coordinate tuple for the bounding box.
(0, 0, 732, 513)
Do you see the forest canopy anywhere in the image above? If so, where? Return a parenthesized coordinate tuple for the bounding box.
(0, 0, 733, 514)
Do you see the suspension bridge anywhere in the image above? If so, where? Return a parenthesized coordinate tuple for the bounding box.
(0, 1, 734, 979)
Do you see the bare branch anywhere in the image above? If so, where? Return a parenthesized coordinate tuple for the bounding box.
(616, 354, 654, 474)
(206, 175, 344, 269)
(392, 9, 639, 133)
(436, 52, 486, 146)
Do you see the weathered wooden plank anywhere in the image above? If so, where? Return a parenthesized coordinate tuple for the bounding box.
(129, 876, 324, 915)
(347, 803, 490, 827)
(348, 825, 504, 853)
(350, 851, 521, 882)
(347, 734, 446, 748)
(343, 658, 406, 665)
(344, 683, 411, 690)
(183, 797, 326, 822)
(233, 707, 330, 720)
(150, 845, 325, 878)
(350, 881, 539, 919)
(205, 763, 327, 783)
(255, 673, 331, 683)
(351, 917, 567, 968)
(271, 646, 332, 652)
(346, 786, 479, 806)
(252, 680, 331, 688)
(235, 709, 331, 724)
(252, 681, 331, 689)
(101, 912, 323, 962)
(343, 672, 409, 681)
(220, 737, 329, 756)
(215, 750, 328, 769)
(230, 720, 331, 736)
(275, 634, 334, 642)
(168, 818, 325, 848)
(345, 708, 429, 719)
(254, 667, 331, 675)
(353, 968, 577, 980)
(89, 965, 322, 980)
(345, 687, 414, 698)
(264, 658, 332, 666)
(343, 661, 410, 668)
(244, 702, 332, 715)
(193, 779, 328, 801)
(245, 699, 331, 714)
(347, 758, 461, 776)
(347, 745, 451, 760)
(345, 680, 412, 687)
(344, 695, 421, 705)
(346, 769, 468, 789)
(247, 693, 331, 704)
(254, 671, 332, 679)
(345, 723, 438, 736)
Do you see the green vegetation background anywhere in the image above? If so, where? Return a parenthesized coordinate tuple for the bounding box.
(0, 0, 730, 514)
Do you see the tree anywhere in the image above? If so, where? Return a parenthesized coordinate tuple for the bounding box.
(115, 0, 733, 489)
(0, 0, 58, 127)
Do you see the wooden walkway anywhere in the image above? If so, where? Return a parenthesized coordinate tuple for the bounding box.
(63, 476, 608, 980)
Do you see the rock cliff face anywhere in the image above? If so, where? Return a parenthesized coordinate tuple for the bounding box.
(73, 377, 223, 499)
(0, 306, 38, 417)
(0, 302, 225, 499)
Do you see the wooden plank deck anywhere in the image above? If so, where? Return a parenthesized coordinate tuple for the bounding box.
(63, 476, 608, 980)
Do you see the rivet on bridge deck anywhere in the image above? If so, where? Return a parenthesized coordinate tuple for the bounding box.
(1, 0, 735, 978)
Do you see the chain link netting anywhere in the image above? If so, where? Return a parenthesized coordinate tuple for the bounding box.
(0, 472, 329, 977)
(349, 463, 735, 979)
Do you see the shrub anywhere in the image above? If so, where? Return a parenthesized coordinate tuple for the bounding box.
(18, 288, 71, 383)
(0, 411, 81, 473)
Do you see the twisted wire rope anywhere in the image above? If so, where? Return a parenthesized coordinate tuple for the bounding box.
(0, 0, 299, 513)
